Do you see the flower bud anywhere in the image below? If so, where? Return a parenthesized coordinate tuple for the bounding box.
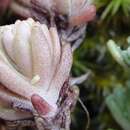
(54, 0, 96, 26)
(0, 18, 72, 117)
(10, 0, 96, 26)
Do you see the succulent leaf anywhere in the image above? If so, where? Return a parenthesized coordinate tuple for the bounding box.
(0, 18, 73, 118)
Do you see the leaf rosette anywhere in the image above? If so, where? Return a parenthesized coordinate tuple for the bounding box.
(0, 18, 73, 120)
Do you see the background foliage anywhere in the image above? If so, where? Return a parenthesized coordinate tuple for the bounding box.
(72, 0, 130, 130)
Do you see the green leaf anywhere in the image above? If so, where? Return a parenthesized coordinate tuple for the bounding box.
(122, 0, 130, 17)
(105, 86, 130, 130)
(111, 0, 121, 16)
(101, 1, 114, 20)
(107, 40, 126, 67)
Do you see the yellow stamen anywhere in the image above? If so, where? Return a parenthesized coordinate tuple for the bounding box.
(31, 75, 40, 85)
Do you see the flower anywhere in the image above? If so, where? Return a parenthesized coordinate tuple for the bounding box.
(0, 18, 72, 118)
(54, 0, 96, 26)
(9, 0, 96, 51)
(10, 0, 96, 26)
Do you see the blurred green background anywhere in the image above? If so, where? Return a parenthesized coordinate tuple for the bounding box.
(72, 0, 130, 130)
(1, 0, 130, 130)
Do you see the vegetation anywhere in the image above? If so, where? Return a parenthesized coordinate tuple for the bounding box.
(1, 0, 130, 130)
(72, 0, 130, 130)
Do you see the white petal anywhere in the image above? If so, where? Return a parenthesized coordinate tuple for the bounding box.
(31, 24, 52, 87)
(49, 27, 61, 80)
(0, 106, 32, 121)
(0, 49, 11, 65)
(2, 25, 14, 61)
(41, 24, 53, 58)
(0, 60, 36, 100)
(26, 18, 35, 26)
(13, 21, 32, 78)
(49, 43, 72, 102)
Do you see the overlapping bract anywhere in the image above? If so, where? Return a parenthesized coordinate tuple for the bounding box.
(10, 0, 96, 26)
(0, 18, 72, 118)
